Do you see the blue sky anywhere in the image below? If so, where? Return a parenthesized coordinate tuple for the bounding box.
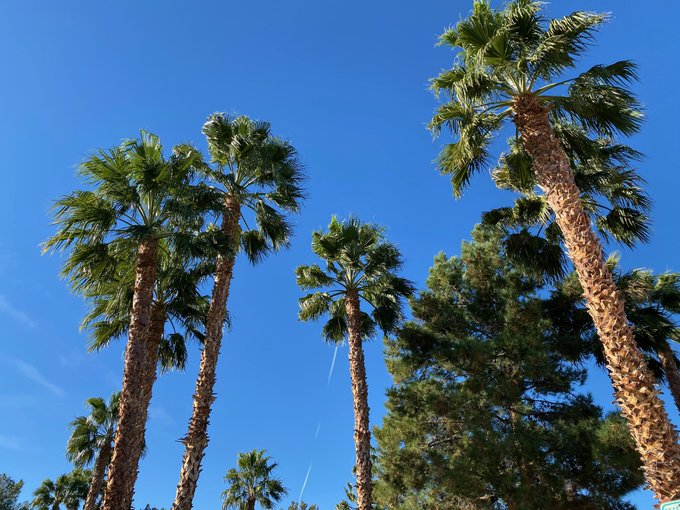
(1, 1, 679, 508)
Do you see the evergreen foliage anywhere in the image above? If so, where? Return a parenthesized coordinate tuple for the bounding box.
(374, 227, 644, 509)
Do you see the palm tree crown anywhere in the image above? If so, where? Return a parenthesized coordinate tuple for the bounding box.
(201, 113, 305, 263)
(221, 450, 287, 510)
(66, 393, 120, 467)
(615, 268, 680, 352)
(296, 216, 414, 341)
(44, 131, 202, 261)
(31, 471, 90, 510)
(430, 0, 641, 196)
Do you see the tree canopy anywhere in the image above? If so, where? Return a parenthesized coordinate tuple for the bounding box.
(374, 227, 644, 509)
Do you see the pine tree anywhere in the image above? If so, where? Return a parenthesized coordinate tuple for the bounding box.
(374, 227, 644, 510)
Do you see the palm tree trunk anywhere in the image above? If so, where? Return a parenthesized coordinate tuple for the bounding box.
(52, 500, 60, 510)
(345, 289, 373, 510)
(172, 197, 240, 510)
(514, 95, 680, 503)
(83, 443, 112, 510)
(657, 342, 680, 415)
(102, 238, 161, 510)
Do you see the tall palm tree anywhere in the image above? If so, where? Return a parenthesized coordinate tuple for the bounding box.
(66, 393, 120, 510)
(31, 470, 90, 510)
(172, 114, 304, 510)
(221, 450, 287, 510)
(45, 132, 203, 510)
(429, 0, 680, 500)
(296, 217, 414, 510)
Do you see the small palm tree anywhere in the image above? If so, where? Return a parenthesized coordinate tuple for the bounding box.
(287, 502, 318, 510)
(613, 268, 680, 415)
(32, 470, 90, 510)
(221, 450, 287, 510)
(66, 393, 120, 510)
(550, 264, 680, 416)
(482, 121, 650, 280)
(172, 114, 304, 510)
(296, 217, 414, 510)
(429, 0, 680, 500)
(45, 132, 203, 510)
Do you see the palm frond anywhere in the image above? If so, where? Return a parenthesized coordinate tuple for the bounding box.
(296, 264, 334, 290)
(530, 11, 608, 80)
(552, 69, 643, 136)
(503, 229, 568, 281)
(298, 292, 333, 322)
(434, 110, 502, 198)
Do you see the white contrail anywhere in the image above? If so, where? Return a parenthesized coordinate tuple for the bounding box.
(299, 345, 337, 504)
(298, 463, 313, 504)
(327, 345, 339, 384)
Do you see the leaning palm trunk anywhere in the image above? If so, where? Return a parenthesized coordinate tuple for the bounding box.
(657, 343, 680, 415)
(514, 95, 680, 501)
(102, 239, 162, 510)
(345, 290, 373, 510)
(172, 198, 240, 510)
(83, 442, 112, 510)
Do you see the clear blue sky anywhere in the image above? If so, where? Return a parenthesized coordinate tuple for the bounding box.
(1, 1, 679, 508)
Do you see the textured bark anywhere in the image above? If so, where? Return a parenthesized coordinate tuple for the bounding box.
(514, 95, 680, 503)
(101, 239, 161, 510)
(83, 442, 111, 510)
(171, 197, 240, 510)
(52, 500, 60, 510)
(658, 343, 680, 415)
(345, 289, 373, 510)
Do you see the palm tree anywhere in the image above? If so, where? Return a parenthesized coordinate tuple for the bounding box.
(610, 268, 680, 416)
(172, 114, 304, 510)
(594, 266, 680, 414)
(296, 217, 414, 510)
(221, 450, 287, 510)
(66, 393, 120, 510)
(32, 480, 61, 510)
(287, 502, 318, 510)
(45, 132, 203, 510)
(32, 470, 90, 510)
(429, 0, 680, 500)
